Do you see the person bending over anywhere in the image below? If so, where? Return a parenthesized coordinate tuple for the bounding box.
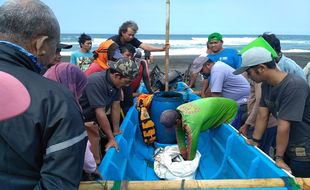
(160, 97, 238, 160)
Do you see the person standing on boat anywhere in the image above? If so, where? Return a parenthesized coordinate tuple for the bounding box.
(79, 58, 139, 155)
(109, 20, 169, 52)
(234, 47, 310, 177)
(160, 97, 238, 160)
(191, 56, 250, 129)
(0, 0, 87, 188)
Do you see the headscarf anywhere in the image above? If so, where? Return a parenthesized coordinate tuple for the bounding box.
(43, 62, 87, 102)
(93, 39, 122, 70)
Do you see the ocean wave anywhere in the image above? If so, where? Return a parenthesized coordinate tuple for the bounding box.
(60, 48, 310, 57)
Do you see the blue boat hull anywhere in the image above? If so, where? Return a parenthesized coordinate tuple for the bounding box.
(99, 93, 289, 181)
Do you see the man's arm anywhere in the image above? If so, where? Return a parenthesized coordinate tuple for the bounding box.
(210, 92, 222, 97)
(239, 82, 261, 136)
(111, 101, 121, 135)
(188, 73, 198, 88)
(275, 119, 291, 173)
(141, 60, 154, 93)
(200, 79, 209, 98)
(95, 107, 119, 152)
(140, 43, 169, 52)
(247, 106, 269, 145)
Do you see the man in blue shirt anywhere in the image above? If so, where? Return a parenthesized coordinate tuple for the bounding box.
(198, 32, 241, 97)
(261, 33, 306, 80)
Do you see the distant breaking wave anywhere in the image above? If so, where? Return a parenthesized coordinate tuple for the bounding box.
(60, 34, 310, 56)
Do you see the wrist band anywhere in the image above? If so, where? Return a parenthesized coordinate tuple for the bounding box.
(251, 137, 261, 144)
(275, 155, 283, 160)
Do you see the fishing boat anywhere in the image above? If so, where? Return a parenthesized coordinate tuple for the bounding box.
(98, 83, 292, 183)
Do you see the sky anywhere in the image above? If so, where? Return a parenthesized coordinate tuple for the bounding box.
(0, 0, 310, 35)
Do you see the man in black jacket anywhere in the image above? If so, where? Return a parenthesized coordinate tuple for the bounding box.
(0, 0, 87, 189)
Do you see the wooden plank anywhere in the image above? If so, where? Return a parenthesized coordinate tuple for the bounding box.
(79, 178, 310, 190)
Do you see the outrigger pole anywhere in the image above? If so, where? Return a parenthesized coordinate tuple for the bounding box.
(164, 0, 170, 91)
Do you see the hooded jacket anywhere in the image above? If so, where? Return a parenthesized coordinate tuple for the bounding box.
(0, 42, 87, 190)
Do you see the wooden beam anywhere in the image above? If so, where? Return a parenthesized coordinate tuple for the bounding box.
(164, 0, 170, 91)
(79, 178, 310, 190)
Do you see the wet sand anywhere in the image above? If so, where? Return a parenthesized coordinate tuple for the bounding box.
(62, 52, 309, 89)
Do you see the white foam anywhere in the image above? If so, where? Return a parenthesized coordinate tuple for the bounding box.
(283, 49, 310, 53)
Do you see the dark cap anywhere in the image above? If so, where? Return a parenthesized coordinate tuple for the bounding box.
(160, 110, 179, 128)
(59, 43, 72, 49)
(191, 56, 210, 74)
(56, 43, 72, 52)
(208, 32, 223, 42)
(261, 33, 281, 53)
(108, 57, 139, 79)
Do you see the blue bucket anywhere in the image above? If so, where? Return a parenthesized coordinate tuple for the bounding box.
(150, 91, 184, 144)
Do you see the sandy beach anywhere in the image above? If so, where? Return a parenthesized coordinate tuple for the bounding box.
(62, 52, 309, 90)
(63, 52, 310, 71)
(148, 52, 310, 72)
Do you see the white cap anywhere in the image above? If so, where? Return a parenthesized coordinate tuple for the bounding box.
(233, 47, 273, 75)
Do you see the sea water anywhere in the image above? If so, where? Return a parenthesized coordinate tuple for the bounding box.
(60, 33, 310, 56)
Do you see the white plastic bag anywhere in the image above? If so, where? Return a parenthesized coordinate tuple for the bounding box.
(153, 145, 201, 180)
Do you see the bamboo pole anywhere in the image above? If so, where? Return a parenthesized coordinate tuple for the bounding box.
(79, 178, 310, 190)
(164, 0, 170, 91)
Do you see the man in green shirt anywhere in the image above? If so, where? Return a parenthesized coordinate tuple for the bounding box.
(160, 97, 238, 160)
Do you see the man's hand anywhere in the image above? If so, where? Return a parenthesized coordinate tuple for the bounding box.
(113, 127, 122, 136)
(200, 91, 207, 98)
(163, 43, 170, 51)
(275, 158, 292, 174)
(239, 124, 250, 136)
(180, 149, 188, 160)
(246, 138, 259, 147)
(105, 139, 119, 152)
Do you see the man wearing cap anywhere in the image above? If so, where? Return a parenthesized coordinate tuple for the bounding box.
(191, 56, 250, 129)
(234, 47, 310, 177)
(160, 97, 238, 160)
(207, 32, 241, 69)
(79, 58, 139, 159)
(194, 32, 241, 97)
(188, 43, 212, 89)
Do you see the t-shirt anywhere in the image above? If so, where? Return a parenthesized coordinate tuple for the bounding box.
(278, 54, 306, 80)
(70, 50, 93, 71)
(79, 70, 121, 121)
(109, 35, 142, 48)
(303, 62, 310, 86)
(260, 74, 310, 161)
(209, 61, 250, 105)
(176, 97, 238, 160)
(207, 48, 241, 69)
